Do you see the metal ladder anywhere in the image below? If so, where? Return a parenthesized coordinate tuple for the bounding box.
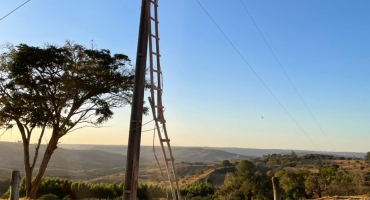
(147, 0, 182, 199)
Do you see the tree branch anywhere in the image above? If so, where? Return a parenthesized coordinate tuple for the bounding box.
(30, 123, 47, 171)
(68, 124, 112, 133)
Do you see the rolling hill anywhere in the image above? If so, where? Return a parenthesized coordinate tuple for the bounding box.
(0, 142, 248, 180)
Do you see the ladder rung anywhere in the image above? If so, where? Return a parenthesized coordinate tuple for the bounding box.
(161, 139, 170, 142)
(166, 158, 175, 162)
(125, 190, 131, 193)
(150, 34, 159, 40)
(151, 52, 160, 56)
(155, 105, 164, 108)
(153, 87, 162, 91)
(150, 0, 158, 6)
(150, 17, 159, 23)
(152, 69, 159, 72)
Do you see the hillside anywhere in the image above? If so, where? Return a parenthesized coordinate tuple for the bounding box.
(58, 144, 252, 162)
(0, 142, 247, 180)
(205, 147, 366, 158)
(59, 144, 367, 158)
(0, 142, 126, 180)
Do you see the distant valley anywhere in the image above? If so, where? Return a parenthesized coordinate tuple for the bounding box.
(0, 142, 366, 182)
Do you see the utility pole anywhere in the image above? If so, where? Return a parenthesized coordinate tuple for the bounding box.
(272, 177, 281, 200)
(123, 0, 150, 199)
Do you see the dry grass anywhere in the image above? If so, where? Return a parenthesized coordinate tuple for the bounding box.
(312, 195, 370, 200)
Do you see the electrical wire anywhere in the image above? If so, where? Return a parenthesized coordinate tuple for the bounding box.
(129, 120, 154, 132)
(238, 0, 336, 152)
(0, 0, 31, 21)
(195, 0, 320, 151)
(142, 126, 162, 133)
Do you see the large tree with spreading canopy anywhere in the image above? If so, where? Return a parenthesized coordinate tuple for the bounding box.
(0, 41, 134, 198)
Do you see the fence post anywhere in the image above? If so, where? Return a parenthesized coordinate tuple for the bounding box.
(10, 171, 21, 200)
(272, 176, 281, 200)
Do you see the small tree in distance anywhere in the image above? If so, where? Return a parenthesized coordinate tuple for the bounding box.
(364, 152, 370, 163)
(0, 41, 134, 199)
(221, 160, 232, 168)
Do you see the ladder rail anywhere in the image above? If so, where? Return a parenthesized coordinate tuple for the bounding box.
(148, 2, 156, 117)
(161, 124, 182, 199)
(148, 0, 182, 199)
(152, 127, 169, 199)
(148, 97, 177, 200)
(153, 2, 164, 122)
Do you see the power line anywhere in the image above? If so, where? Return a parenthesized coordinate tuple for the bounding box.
(0, 0, 31, 22)
(238, 0, 336, 151)
(142, 126, 162, 133)
(195, 0, 320, 151)
(129, 120, 154, 131)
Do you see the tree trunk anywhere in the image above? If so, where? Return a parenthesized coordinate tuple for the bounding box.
(28, 135, 59, 199)
(317, 185, 322, 198)
(247, 191, 253, 200)
(23, 140, 33, 197)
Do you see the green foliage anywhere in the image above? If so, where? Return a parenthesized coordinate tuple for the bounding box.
(2, 177, 167, 199)
(218, 160, 273, 200)
(0, 179, 9, 197)
(221, 160, 232, 168)
(1, 190, 9, 199)
(276, 169, 310, 199)
(39, 193, 59, 200)
(0, 41, 134, 135)
(180, 179, 215, 198)
(0, 41, 135, 198)
(365, 152, 370, 163)
(216, 153, 370, 199)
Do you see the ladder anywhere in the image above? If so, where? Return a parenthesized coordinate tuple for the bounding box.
(147, 0, 182, 200)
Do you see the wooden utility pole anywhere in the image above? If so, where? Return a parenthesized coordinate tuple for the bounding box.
(123, 0, 150, 199)
(10, 171, 21, 200)
(272, 177, 281, 200)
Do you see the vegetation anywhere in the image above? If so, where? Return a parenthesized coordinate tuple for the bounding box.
(0, 42, 134, 199)
(365, 152, 370, 163)
(2, 152, 370, 199)
(0, 177, 210, 199)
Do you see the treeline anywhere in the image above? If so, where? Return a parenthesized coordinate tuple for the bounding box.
(251, 152, 361, 169)
(0, 177, 215, 200)
(216, 158, 370, 199)
(1, 177, 162, 199)
(2, 153, 370, 199)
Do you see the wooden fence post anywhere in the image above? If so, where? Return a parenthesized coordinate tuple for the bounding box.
(272, 176, 281, 200)
(10, 171, 21, 200)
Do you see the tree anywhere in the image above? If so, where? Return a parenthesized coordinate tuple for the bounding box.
(236, 160, 255, 179)
(305, 174, 325, 198)
(0, 41, 134, 199)
(221, 160, 232, 168)
(364, 152, 370, 163)
(276, 169, 309, 199)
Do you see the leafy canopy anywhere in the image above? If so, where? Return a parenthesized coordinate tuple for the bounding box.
(0, 41, 134, 138)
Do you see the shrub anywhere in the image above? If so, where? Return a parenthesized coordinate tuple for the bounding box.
(39, 193, 59, 200)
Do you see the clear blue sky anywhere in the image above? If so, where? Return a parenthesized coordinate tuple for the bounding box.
(1, 0, 370, 152)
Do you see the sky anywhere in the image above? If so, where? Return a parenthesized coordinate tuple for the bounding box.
(1, 0, 370, 152)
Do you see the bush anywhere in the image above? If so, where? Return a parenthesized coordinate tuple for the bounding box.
(1, 190, 9, 199)
(62, 195, 72, 200)
(39, 193, 59, 200)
